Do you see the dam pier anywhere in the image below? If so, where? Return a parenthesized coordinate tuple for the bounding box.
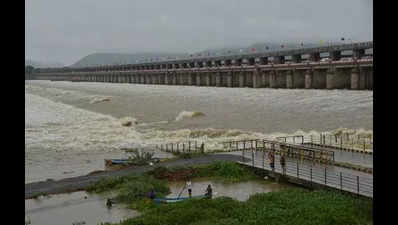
(27, 42, 373, 90)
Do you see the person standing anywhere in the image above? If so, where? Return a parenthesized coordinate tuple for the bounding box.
(106, 198, 113, 208)
(186, 180, 192, 198)
(268, 151, 275, 172)
(280, 154, 286, 175)
(205, 184, 213, 199)
(149, 189, 156, 200)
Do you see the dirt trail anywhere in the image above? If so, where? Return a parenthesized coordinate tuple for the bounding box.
(25, 154, 245, 199)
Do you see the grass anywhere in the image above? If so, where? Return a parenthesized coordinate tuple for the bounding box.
(102, 188, 372, 225)
(89, 162, 372, 225)
(86, 174, 170, 206)
(171, 151, 208, 159)
(147, 161, 259, 183)
(29, 192, 48, 199)
(87, 162, 260, 211)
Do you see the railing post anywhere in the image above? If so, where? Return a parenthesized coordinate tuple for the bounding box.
(183, 143, 185, 153)
(340, 172, 342, 190)
(171, 143, 173, 152)
(324, 167, 327, 185)
(293, 136, 296, 144)
(320, 134, 322, 144)
(297, 160, 299, 178)
(177, 143, 179, 153)
(195, 141, 197, 150)
(310, 166, 313, 184)
(340, 136, 343, 148)
(262, 149, 265, 169)
(357, 176, 360, 195)
(188, 141, 191, 152)
(252, 148, 254, 167)
(363, 141, 366, 151)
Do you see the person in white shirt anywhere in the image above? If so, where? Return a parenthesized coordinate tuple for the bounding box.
(186, 181, 192, 198)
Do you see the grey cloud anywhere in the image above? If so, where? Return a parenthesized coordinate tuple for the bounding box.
(26, 0, 372, 65)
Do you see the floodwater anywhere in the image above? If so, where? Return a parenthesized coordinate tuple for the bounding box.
(25, 80, 372, 224)
(25, 179, 291, 225)
(25, 191, 139, 225)
(25, 80, 373, 183)
(167, 178, 292, 201)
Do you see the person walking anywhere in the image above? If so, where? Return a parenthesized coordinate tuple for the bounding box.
(186, 180, 192, 198)
(280, 154, 286, 175)
(268, 151, 275, 172)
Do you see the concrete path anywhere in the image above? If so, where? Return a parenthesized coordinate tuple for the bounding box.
(219, 151, 373, 198)
(25, 154, 245, 199)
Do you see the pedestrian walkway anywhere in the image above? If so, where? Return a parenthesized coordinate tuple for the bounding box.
(218, 150, 373, 198)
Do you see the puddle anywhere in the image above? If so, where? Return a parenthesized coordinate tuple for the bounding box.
(25, 178, 293, 224)
(25, 191, 139, 225)
(167, 178, 292, 201)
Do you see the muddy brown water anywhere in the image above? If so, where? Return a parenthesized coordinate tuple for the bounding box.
(25, 191, 138, 225)
(25, 178, 291, 225)
(166, 177, 292, 201)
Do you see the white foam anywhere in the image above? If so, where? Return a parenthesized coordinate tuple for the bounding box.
(89, 96, 111, 104)
(25, 81, 373, 182)
(175, 111, 206, 121)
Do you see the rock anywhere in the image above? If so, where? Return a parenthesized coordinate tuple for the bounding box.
(63, 171, 74, 174)
(122, 121, 132, 127)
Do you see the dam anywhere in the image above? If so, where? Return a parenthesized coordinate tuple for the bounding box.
(27, 42, 373, 90)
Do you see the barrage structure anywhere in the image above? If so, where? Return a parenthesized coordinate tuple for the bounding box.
(27, 42, 373, 90)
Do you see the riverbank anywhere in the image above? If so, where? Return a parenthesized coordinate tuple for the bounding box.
(25, 154, 246, 199)
(85, 161, 372, 225)
(103, 188, 372, 225)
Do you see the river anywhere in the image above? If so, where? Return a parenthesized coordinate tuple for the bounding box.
(25, 80, 372, 183)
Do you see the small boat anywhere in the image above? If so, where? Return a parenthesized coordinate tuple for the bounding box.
(154, 195, 206, 204)
(105, 158, 162, 167)
(104, 159, 131, 167)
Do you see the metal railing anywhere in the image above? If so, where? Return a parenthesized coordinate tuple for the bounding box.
(221, 139, 335, 164)
(278, 134, 373, 152)
(239, 148, 373, 198)
(156, 141, 204, 154)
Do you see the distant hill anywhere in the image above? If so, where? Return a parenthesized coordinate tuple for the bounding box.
(25, 59, 64, 68)
(70, 41, 344, 67)
(70, 52, 188, 68)
(197, 42, 342, 56)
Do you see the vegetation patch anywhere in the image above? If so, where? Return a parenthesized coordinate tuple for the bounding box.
(100, 188, 372, 225)
(147, 161, 259, 182)
(86, 174, 170, 206)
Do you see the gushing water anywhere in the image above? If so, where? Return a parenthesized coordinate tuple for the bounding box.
(25, 81, 373, 183)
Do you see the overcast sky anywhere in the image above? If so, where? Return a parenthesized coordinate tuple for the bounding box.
(25, 0, 372, 66)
